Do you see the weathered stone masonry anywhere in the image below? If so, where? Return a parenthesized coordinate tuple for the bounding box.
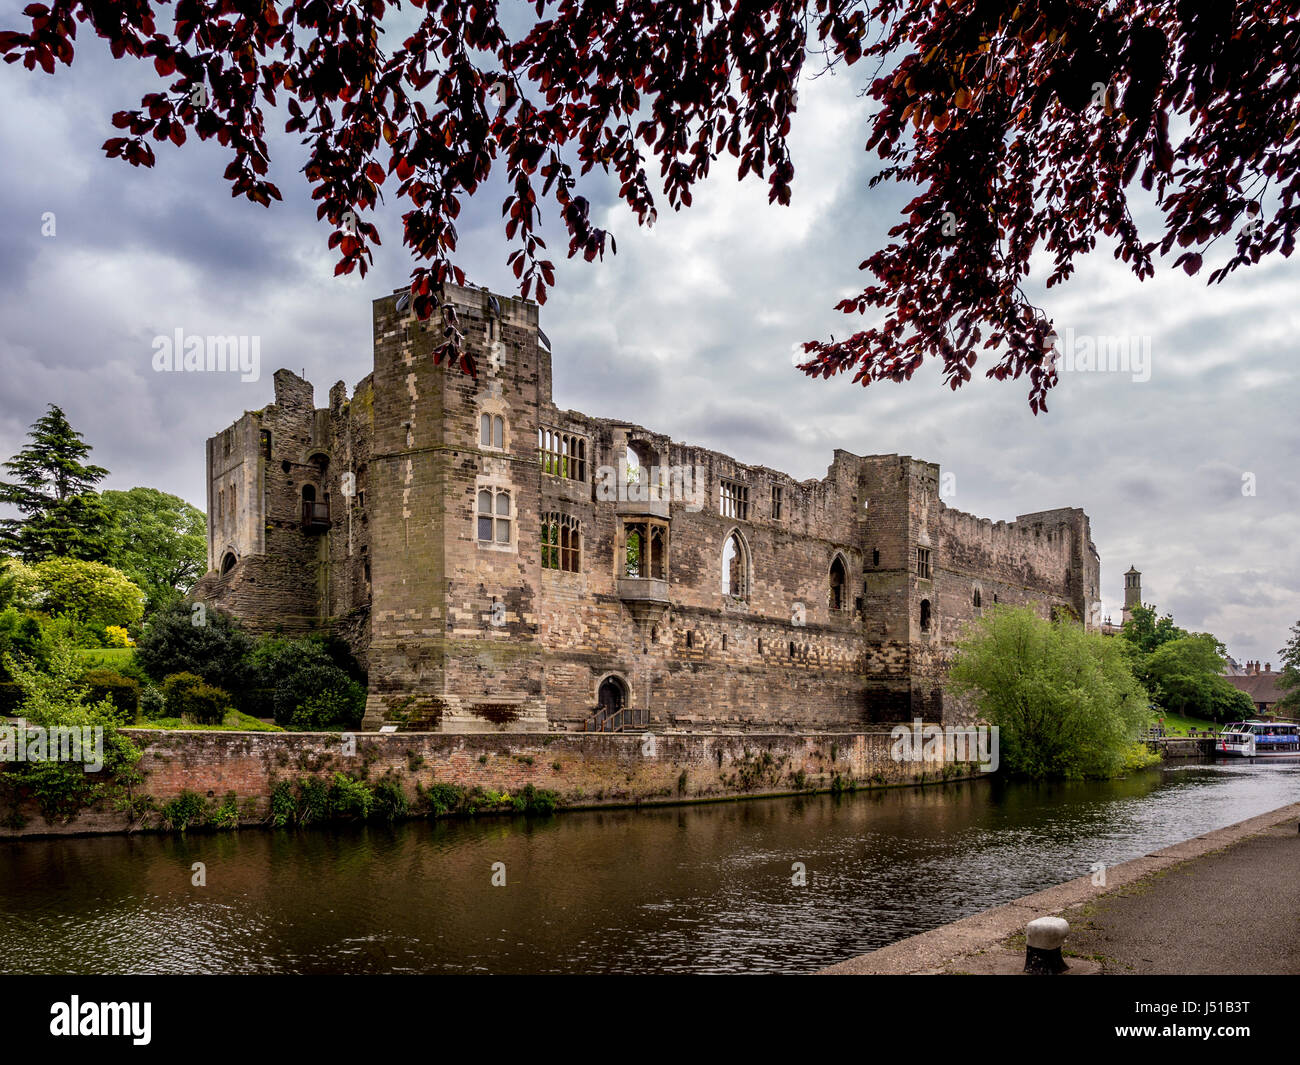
(193, 282, 1101, 733)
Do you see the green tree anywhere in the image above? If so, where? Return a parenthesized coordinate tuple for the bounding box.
(0, 405, 110, 562)
(2, 638, 142, 823)
(1276, 623, 1300, 717)
(947, 606, 1151, 779)
(1120, 604, 1190, 655)
(101, 487, 207, 614)
(1144, 634, 1252, 723)
(132, 598, 252, 695)
(27, 558, 145, 630)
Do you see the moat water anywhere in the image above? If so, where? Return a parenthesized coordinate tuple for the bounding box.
(2, 759, 1298, 974)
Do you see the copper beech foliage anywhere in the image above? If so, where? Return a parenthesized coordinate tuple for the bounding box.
(2, 1, 1296, 406)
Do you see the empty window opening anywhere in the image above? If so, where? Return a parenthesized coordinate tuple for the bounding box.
(770, 484, 783, 520)
(538, 428, 587, 481)
(541, 512, 581, 572)
(624, 521, 667, 580)
(722, 532, 749, 600)
(829, 555, 847, 612)
(973, 588, 982, 608)
(220, 552, 237, 575)
(720, 480, 749, 520)
(920, 599, 932, 633)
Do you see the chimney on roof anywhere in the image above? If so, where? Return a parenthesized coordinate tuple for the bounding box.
(1265, 663, 1272, 673)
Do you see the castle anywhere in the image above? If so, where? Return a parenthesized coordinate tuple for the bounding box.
(193, 282, 1102, 732)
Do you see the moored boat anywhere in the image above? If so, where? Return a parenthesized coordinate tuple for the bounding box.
(1217, 720, 1300, 757)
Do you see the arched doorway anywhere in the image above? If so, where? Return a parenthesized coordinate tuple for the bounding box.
(598, 675, 626, 717)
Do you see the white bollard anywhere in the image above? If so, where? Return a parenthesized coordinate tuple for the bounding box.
(1024, 916, 1070, 974)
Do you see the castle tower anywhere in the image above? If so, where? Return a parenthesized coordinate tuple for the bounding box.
(1121, 565, 1141, 624)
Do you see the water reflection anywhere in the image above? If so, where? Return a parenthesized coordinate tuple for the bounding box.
(2, 760, 1297, 974)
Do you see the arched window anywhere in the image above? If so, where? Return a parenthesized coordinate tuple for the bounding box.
(541, 513, 581, 572)
(829, 555, 847, 612)
(480, 413, 504, 450)
(302, 484, 316, 503)
(220, 552, 237, 575)
(920, 598, 932, 633)
(973, 587, 982, 609)
(722, 531, 749, 600)
(477, 489, 511, 543)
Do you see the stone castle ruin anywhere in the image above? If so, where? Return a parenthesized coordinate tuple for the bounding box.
(193, 282, 1101, 732)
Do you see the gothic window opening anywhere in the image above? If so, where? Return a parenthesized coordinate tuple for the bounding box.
(541, 512, 581, 572)
(829, 555, 847, 612)
(220, 552, 237, 575)
(722, 531, 749, 600)
(478, 489, 512, 544)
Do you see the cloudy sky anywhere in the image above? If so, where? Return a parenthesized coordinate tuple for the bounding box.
(1, 9, 1296, 667)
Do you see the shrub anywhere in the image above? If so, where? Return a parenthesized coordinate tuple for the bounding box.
(418, 780, 466, 817)
(210, 791, 240, 830)
(373, 780, 408, 821)
(138, 684, 165, 720)
(81, 669, 139, 722)
(290, 688, 361, 731)
(269, 780, 296, 827)
(134, 599, 252, 694)
(327, 773, 373, 820)
(0, 607, 46, 681)
(247, 637, 366, 729)
(512, 784, 558, 815)
(104, 625, 134, 648)
(296, 777, 330, 824)
(161, 790, 207, 831)
(161, 672, 232, 726)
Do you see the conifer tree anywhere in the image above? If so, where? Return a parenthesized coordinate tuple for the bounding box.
(0, 404, 111, 562)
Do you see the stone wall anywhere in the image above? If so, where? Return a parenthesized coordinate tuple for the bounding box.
(0, 729, 984, 838)
(192, 280, 1100, 734)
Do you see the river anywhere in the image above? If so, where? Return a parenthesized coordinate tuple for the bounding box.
(2, 759, 1298, 974)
